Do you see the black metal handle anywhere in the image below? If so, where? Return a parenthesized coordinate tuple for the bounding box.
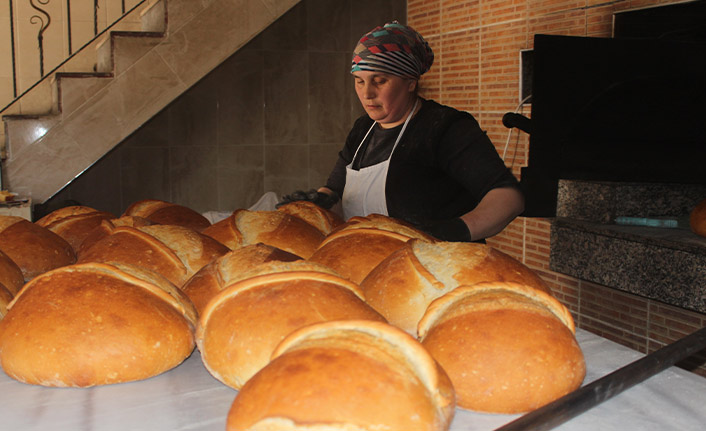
(502, 112, 532, 134)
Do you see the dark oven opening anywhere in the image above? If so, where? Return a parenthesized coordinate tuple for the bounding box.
(519, 1, 706, 217)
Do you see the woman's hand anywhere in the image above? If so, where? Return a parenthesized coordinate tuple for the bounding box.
(277, 188, 339, 210)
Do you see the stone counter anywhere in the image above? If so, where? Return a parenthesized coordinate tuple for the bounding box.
(550, 217, 706, 313)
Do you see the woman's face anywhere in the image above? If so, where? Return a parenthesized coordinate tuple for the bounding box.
(353, 71, 417, 128)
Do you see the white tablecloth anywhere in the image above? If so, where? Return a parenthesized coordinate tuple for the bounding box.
(1, 329, 705, 430)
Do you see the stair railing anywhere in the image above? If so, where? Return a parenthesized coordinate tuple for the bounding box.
(2, 0, 150, 114)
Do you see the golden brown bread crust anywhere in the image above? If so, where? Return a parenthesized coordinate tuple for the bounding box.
(418, 282, 585, 414)
(77, 224, 229, 288)
(361, 239, 553, 334)
(196, 261, 386, 389)
(123, 199, 211, 232)
(0, 284, 12, 318)
(35, 205, 116, 252)
(77, 216, 154, 254)
(200, 213, 243, 249)
(201, 209, 324, 259)
(330, 213, 437, 240)
(226, 320, 455, 431)
(0, 215, 76, 282)
(690, 198, 706, 238)
(123, 199, 167, 216)
(0, 249, 24, 296)
(35, 205, 109, 227)
(78, 226, 187, 286)
(182, 243, 301, 314)
(309, 228, 414, 285)
(276, 201, 344, 235)
(0, 262, 197, 387)
(35, 205, 115, 227)
(309, 214, 436, 285)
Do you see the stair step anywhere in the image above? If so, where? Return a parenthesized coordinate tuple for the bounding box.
(96, 31, 165, 75)
(140, 0, 167, 33)
(2, 114, 62, 160)
(56, 72, 114, 117)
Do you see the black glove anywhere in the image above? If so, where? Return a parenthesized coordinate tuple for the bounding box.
(418, 218, 472, 242)
(276, 189, 339, 210)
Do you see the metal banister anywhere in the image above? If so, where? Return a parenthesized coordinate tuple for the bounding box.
(2, 0, 150, 114)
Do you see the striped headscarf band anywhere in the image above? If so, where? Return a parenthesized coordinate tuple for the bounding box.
(351, 21, 434, 79)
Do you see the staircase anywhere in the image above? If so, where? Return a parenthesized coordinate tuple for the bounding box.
(1, 0, 300, 203)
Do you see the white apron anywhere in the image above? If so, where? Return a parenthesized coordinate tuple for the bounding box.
(342, 99, 418, 220)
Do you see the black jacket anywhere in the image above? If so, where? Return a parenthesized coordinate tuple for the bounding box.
(325, 98, 520, 235)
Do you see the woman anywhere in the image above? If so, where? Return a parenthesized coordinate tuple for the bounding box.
(282, 21, 524, 242)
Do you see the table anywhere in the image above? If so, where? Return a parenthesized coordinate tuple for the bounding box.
(1, 329, 705, 430)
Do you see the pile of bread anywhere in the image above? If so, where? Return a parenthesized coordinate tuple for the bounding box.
(0, 198, 586, 431)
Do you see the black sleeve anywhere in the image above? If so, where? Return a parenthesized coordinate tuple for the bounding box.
(436, 115, 520, 202)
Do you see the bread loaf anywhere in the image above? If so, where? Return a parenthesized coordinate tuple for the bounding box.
(360, 239, 552, 334)
(0, 247, 22, 319)
(276, 200, 344, 235)
(201, 209, 324, 259)
(35, 205, 115, 252)
(226, 320, 456, 431)
(334, 213, 438, 239)
(309, 213, 436, 284)
(182, 243, 301, 314)
(418, 282, 585, 413)
(0, 262, 197, 387)
(0, 190, 17, 202)
(123, 199, 211, 232)
(0, 249, 24, 296)
(0, 284, 12, 319)
(77, 215, 155, 254)
(78, 224, 229, 288)
(690, 198, 706, 238)
(0, 215, 76, 282)
(196, 261, 386, 389)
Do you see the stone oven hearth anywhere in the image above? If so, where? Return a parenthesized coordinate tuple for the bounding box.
(550, 180, 706, 315)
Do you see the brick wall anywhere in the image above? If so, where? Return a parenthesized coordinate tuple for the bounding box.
(407, 0, 706, 376)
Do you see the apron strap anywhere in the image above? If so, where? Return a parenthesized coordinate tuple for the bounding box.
(349, 97, 420, 168)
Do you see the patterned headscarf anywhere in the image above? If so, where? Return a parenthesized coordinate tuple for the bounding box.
(351, 21, 434, 79)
